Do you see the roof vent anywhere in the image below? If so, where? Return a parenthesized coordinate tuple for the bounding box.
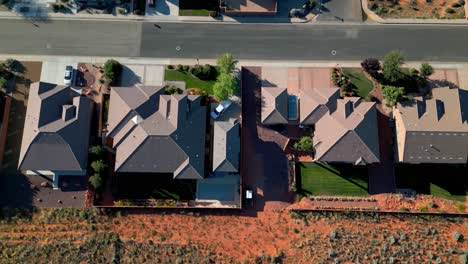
(131, 115, 143, 125)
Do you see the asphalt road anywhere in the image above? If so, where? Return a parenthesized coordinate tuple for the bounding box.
(1, 19, 468, 61)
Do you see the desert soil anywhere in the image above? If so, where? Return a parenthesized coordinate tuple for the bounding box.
(368, 0, 466, 19)
(0, 208, 467, 263)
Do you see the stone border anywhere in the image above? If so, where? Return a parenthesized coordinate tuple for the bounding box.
(362, 0, 468, 24)
(290, 207, 468, 216)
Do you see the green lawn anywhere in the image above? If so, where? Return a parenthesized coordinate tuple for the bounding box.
(396, 165, 468, 202)
(342, 68, 374, 99)
(298, 162, 369, 197)
(165, 69, 216, 95)
(178, 0, 218, 16)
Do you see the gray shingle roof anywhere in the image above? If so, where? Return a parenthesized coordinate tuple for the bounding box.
(395, 87, 468, 163)
(212, 121, 240, 173)
(18, 82, 92, 172)
(108, 86, 207, 179)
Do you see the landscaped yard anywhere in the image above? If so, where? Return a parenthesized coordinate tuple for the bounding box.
(396, 165, 468, 202)
(298, 162, 369, 197)
(178, 0, 218, 16)
(165, 69, 216, 95)
(342, 68, 374, 99)
(368, 0, 466, 19)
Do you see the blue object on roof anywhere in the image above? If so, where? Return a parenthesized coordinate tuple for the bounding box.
(288, 95, 298, 120)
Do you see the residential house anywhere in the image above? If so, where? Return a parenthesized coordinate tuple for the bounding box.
(260, 85, 380, 164)
(394, 87, 468, 164)
(106, 85, 207, 179)
(313, 97, 380, 164)
(18, 82, 92, 189)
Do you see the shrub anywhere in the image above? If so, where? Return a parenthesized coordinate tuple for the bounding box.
(182, 65, 190, 72)
(176, 64, 184, 71)
(419, 62, 434, 78)
(90, 145, 105, 156)
(361, 58, 381, 77)
(187, 88, 208, 97)
(89, 174, 103, 190)
(190, 64, 215, 80)
(452, 2, 462, 7)
(293, 136, 313, 151)
(103, 59, 122, 83)
(164, 85, 182, 95)
(91, 160, 107, 173)
(383, 50, 405, 83)
(456, 203, 466, 212)
(167, 65, 174, 70)
(382, 85, 405, 107)
(400, 207, 410, 212)
(0, 77, 7, 88)
(453, 231, 464, 242)
(329, 229, 338, 239)
(445, 7, 455, 13)
(417, 204, 428, 212)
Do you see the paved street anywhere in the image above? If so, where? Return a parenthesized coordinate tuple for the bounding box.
(1, 19, 468, 61)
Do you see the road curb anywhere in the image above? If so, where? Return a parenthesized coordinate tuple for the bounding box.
(361, 0, 468, 25)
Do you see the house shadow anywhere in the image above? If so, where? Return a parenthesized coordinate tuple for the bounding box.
(120, 65, 143, 87)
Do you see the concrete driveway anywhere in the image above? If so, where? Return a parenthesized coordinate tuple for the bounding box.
(120, 64, 164, 87)
(317, 0, 362, 22)
(41, 60, 78, 85)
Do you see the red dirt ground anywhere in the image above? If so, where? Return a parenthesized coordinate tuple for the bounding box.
(368, 0, 466, 19)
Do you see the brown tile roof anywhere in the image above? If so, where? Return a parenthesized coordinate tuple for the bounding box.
(261, 87, 288, 124)
(300, 88, 340, 124)
(313, 97, 380, 164)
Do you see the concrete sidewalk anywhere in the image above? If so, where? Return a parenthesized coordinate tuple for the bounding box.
(0, 9, 314, 23)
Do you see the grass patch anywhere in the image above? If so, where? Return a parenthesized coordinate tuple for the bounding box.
(342, 68, 374, 98)
(396, 165, 468, 202)
(165, 69, 216, 95)
(298, 162, 369, 197)
(179, 0, 218, 16)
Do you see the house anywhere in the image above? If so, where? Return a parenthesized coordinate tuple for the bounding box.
(212, 120, 240, 173)
(18, 82, 92, 189)
(106, 85, 207, 179)
(313, 97, 380, 164)
(394, 87, 468, 164)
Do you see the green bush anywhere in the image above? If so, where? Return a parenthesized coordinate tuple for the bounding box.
(89, 174, 103, 190)
(103, 59, 122, 83)
(417, 204, 428, 212)
(419, 63, 434, 78)
(293, 136, 313, 151)
(452, 2, 462, 7)
(167, 65, 174, 70)
(190, 64, 215, 80)
(445, 7, 455, 14)
(91, 160, 107, 173)
(216, 53, 237, 75)
(0, 77, 7, 88)
(382, 85, 405, 107)
(164, 85, 182, 95)
(383, 50, 405, 83)
(176, 64, 184, 72)
(453, 231, 464, 242)
(213, 72, 237, 101)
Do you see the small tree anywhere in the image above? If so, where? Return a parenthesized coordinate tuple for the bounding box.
(293, 136, 313, 151)
(89, 173, 103, 190)
(419, 63, 434, 78)
(216, 53, 237, 75)
(103, 59, 122, 83)
(3, 59, 25, 74)
(383, 50, 405, 83)
(361, 58, 381, 77)
(382, 85, 405, 107)
(91, 160, 107, 173)
(0, 77, 7, 88)
(213, 73, 237, 101)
